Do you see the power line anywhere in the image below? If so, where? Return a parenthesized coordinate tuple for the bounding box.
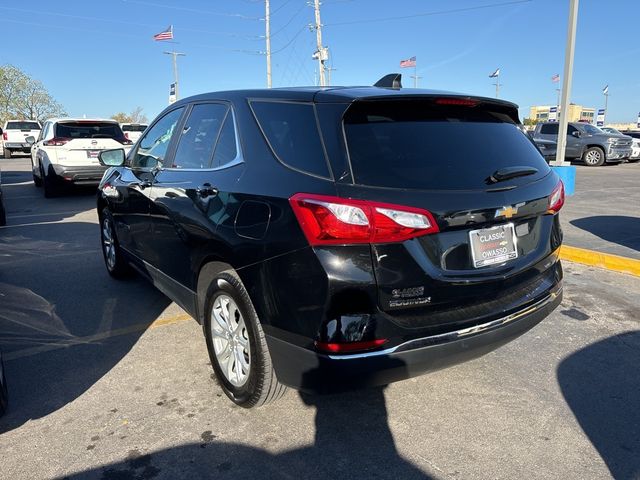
(121, 0, 261, 20)
(267, 2, 307, 38)
(324, 0, 532, 27)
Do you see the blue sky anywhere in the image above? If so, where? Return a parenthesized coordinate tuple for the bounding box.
(0, 0, 638, 123)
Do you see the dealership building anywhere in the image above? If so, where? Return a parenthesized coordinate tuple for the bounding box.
(529, 104, 596, 123)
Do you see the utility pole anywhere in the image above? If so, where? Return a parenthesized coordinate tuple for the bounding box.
(493, 72, 501, 98)
(554, 0, 579, 167)
(312, 0, 327, 87)
(265, 0, 272, 88)
(163, 51, 186, 100)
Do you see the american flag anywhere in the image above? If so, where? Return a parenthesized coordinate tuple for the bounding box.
(153, 25, 174, 41)
(551, 73, 560, 83)
(488, 68, 500, 78)
(400, 56, 416, 68)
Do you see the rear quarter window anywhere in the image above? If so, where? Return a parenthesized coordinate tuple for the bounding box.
(344, 100, 550, 191)
(250, 101, 331, 179)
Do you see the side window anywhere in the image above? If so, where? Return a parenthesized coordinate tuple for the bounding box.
(540, 123, 558, 135)
(37, 123, 47, 141)
(251, 101, 331, 178)
(567, 124, 578, 135)
(130, 107, 184, 169)
(211, 111, 238, 168)
(172, 103, 228, 169)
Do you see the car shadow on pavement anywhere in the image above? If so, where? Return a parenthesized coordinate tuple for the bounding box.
(557, 331, 640, 480)
(62, 386, 433, 479)
(0, 221, 171, 434)
(570, 216, 640, 252)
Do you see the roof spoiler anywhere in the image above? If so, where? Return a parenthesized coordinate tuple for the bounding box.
(374, 73, 402, 89)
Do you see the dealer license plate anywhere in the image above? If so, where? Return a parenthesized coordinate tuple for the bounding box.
(86, 150, 100, 158)
(469, 223, 518, 268)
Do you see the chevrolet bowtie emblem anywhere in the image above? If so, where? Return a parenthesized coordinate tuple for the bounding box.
(495, 206, 517, 219)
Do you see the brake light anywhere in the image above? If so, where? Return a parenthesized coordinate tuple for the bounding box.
(435, 98, 479, 106)
(43, 137, 70, 146)
(117, 137, 133, 145)
(547, 180, 565, 214)
(2, 132, 6, 141)
(315, 338, 388, 353)
(289, 193, 439, 245)
(124, 132, 129, 139)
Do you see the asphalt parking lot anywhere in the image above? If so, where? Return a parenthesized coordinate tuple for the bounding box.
(0, 156, 639, 479)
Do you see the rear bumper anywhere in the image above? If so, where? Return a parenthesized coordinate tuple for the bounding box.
(3, 143, 30, 151)
(266, 284, 562, 393)
(51, 165, 108, 185)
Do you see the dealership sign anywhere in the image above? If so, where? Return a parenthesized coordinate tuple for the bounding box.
(549, 106, 558, 122)
(596, 108, 605, 127)
(637, 112, 640, 128)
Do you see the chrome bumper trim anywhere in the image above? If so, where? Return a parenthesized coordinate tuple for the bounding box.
(327, 285, 562, 360)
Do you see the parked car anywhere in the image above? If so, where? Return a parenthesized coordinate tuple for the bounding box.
(96, 80, 564, 407)
(533, 121, 632, 166)
(0, 168, 6, 226)
(619, 130, 640, 162)
(2, 120, 41, 158)
(27, 118, 133, 197)
(533, 137, 557, 161)
(0, 349, 7, 416)
(120, 123, 148, 143)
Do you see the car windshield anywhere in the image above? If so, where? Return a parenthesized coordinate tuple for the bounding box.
(583, 124, 604, 135)
(343, 100, 550, 191)
(55, 122, 125, 139)
(6, 121, 40, 130)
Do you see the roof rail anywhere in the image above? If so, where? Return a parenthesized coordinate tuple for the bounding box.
(374, 73, 402, 89)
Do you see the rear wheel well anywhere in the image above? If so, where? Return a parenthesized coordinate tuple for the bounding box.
(196, 260, 234, 324)
(585, 144, 606, 155)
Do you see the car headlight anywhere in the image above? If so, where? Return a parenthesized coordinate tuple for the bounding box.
(607, 137, 617, 143)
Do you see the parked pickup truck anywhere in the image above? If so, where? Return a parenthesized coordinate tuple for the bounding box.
(533, 121, 632, 166)
(2, 120, 41, 158)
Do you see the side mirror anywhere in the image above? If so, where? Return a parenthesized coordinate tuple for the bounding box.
(571, 131, 581, 138)
(25, 136, 36, 145)
(98, 148, 126, 167)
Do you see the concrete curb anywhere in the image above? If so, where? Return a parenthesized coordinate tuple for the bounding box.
(560, 245, 640, 277)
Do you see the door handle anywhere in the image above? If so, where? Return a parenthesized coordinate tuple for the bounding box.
(196, 183, 218, 198)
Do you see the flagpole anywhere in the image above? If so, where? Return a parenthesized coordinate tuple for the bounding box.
(604, 90, 609, 123)
(164, 51, 186, 100)
(495, 71, 500, 98)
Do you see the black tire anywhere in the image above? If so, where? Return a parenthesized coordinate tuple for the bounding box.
(0, 355, 8, 417)
(43, 165, 60, 198)
(100, 208, 131, 279)
(33, 164, 43, 187)
(3, 148, 11, 159)
(582, 146, 605, 167)
(204, 270, 286, 408)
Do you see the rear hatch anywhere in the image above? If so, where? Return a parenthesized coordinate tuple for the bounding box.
(337, 97, 563, 334)
(4, 121, 41, 144)
(50, 121, 131, 165)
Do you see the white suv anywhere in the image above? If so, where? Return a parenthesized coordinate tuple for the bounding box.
(120, 123, 148, 143)
(28, 118, 133, 197)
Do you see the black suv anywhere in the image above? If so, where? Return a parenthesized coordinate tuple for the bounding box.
(97, 79, 564, 407)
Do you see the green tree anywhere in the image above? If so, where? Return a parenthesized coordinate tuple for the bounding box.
(0, 65, 66, 123)
(110, 107, 148, 124)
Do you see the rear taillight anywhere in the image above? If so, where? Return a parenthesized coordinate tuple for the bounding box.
(289, 193, 439, 245)
(117, 137, 133, 145)
(315, 339, 388, 353)
(43, 137, 70, 146)
(547, 180, 565, 214)
(2, 133, 6, 141)
(124, 132, 130, 139)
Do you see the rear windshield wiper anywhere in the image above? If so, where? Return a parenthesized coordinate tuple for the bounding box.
(486, 166, 538, 184)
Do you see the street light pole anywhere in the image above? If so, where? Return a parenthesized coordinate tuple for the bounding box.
(553, 0, 579, 167)
(265, 0, 272, 88)
(164, 51, 186, 100)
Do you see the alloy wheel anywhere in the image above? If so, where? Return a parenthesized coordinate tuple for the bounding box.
(210, 294, 251, 387)
(102, 218, 116, 270)
(585, 149, 602, 165)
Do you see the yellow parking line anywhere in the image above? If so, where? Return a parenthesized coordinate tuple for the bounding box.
(4, 313, 193, 361)
(560, 245, 640, 277)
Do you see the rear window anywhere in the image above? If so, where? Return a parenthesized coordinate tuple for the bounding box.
(122, 124, 148, 132)
(6, 121, 40, 130)
(55, 122, 125, 140)
(344, 101, 550, 191)
(539, 123, 558, 134)
(251, 101, 331, 179)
